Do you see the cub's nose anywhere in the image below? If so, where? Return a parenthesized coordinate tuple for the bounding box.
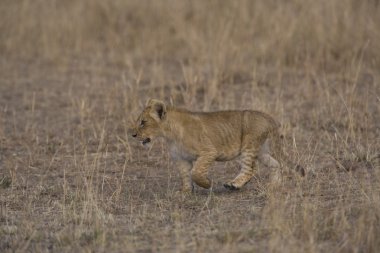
(128, 127, 137, 138)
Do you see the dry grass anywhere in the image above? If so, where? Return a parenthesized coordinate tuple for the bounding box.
(0, 0, 380, 252)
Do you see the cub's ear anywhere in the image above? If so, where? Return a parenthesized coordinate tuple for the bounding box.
(147, 99, 166, 120)
(146, 98, 164, 107)
(145, 98, 154, 107)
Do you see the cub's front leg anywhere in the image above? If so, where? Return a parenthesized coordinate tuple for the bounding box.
(191, 153, 216, 189)
(175, 159, 193, 192)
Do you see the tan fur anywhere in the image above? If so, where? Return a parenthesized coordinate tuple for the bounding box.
(131, 99, 300, 192)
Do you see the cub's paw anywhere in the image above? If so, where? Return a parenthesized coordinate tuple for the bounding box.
(175, 184, 194, 195)
(191, 173, 212, 189)
(175, 190, 192, 197)
(182, 186, 193, 193)
(223, 182, 240, 191)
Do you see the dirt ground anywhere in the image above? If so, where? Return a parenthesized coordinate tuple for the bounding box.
(1, 1, 380, 252)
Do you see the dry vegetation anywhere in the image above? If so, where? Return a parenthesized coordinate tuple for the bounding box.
(0, 0, 380, 252)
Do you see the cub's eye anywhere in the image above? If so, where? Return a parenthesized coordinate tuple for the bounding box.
(140, 120, 146, 127)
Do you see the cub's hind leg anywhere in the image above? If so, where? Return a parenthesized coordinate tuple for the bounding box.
(224, 145, 259, 190)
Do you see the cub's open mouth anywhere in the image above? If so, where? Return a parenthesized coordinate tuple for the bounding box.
(142, 138, 151, 145)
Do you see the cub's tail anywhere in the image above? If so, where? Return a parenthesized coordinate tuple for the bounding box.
(267, 128, 306, 177)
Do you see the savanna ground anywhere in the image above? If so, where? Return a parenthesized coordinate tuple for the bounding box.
(0, 1, 380, 252)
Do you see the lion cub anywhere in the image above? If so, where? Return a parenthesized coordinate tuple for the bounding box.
(131, 99, 298, 192)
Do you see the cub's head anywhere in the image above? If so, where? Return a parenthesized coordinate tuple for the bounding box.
(130, 99, 167, 146)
